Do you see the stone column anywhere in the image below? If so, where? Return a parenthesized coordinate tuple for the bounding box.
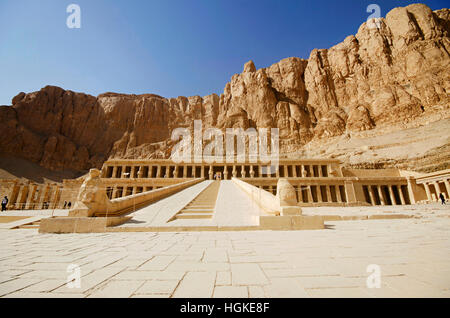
(138, 166, 144, 178)
(433, 182, 440, 201)
(156, 165, 161, 178)
(223, 166, 228, 180)
(39, 184, 50, 209)
(132, 186, 137, 195)
(173, 166, 179, 178)
(318, 166, 323, 177)
(112, 166, 118, 179)
(399, 186, 406, 205)
(301, 166, 307, 177)
(209, 166, 213, 180)
(292, 165, 297, 178)
(276, 166, 280, 178)
(368, 186, 377, 206)
(377, 186, 386, 206)
(316, 185, 323, 203)
(183, 166, 188, 178)
(232, 166, 237, 178)
(389, 186, 397, 205)
(406, 177, 417, 204)
(344, 181, 357, 204)
(250, 166, 255, 178)
(26, 185, 38, 210)
(17, 185, 29, 210)
(201, 166, 205, 178)
(307, 185, 313, 203)
(424, 183, 432, 201)
(241, 166, 246, 178)
(50, 186, 61, 209)
(444, 179, 450, 200)
(326, 186, 332, 203)
(112, 187, 118, 199)
(284, 166, 289, 178)
(297, 187, 303, 203)
(336, 186, 343, 203)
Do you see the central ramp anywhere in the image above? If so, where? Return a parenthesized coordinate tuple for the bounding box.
(116, 180, 264, 230)
(169, 181, 220, 221)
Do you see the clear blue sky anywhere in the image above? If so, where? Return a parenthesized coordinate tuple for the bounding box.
(0, 0, 447, 105)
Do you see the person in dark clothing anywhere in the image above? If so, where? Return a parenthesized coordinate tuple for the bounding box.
(439, 193, 446, 205)
(1, 196, 8, 212)
(63, 201, 67, 209)
(68, 202, 72, 209)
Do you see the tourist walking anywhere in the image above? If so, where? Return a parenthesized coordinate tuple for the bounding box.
(439, 193, 446, 205)
(1, 196, 8, 212)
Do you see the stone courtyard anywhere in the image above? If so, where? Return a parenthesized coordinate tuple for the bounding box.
(1, 204, 449, 298)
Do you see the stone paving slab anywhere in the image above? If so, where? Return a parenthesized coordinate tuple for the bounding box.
(0, 210, 449, 298)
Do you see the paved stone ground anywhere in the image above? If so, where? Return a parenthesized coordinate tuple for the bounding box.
(0, 208, 449, 298)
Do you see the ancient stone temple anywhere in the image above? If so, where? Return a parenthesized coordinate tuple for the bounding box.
(94, 158, 449, 207)
(2, 158, 449, 215)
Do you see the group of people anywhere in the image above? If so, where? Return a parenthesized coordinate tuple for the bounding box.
(0, 192, 446, 212)
(0, 197, 74, 211)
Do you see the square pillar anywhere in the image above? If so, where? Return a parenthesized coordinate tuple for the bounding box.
(209, 166, 213, 180)
(316, 184, 323, 203)
(223, 166, 228, 180)
(444, 180, 450, 199)
(424, 183, 432, 201)
(389, 186, 397, 205)
(399, 186, 406, 205)
(377, 186, 386, 206)
(326, 186, 332, 203)
(344, 181, 357, 204)
(307, 186, 313, 203)
(433, 182, 440, 201)
(336, 186, 343, 203)
(406, 177, 417, 204)
(112, 166, 118, 179)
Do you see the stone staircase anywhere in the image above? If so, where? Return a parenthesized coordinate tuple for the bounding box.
(169, 181, 221, 221)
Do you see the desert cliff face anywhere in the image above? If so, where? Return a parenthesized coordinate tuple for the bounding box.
(0, 4, 449, 176)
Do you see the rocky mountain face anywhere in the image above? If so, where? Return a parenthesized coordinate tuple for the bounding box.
(0, 4, 449, 175)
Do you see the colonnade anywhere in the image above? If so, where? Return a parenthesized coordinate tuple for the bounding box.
(103, 163, 337, 180)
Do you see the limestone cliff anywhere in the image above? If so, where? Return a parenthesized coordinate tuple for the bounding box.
(0, 4, 449, 175)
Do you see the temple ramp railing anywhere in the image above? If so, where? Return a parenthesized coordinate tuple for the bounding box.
(69, 169, 204, 218)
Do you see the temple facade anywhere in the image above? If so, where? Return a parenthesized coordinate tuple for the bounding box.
(1, 158, 449, 210)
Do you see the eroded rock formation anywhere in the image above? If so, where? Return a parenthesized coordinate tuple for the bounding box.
(0, 4, 448, 174)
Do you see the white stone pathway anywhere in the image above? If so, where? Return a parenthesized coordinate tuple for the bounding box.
(0, 212, 449, 298)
